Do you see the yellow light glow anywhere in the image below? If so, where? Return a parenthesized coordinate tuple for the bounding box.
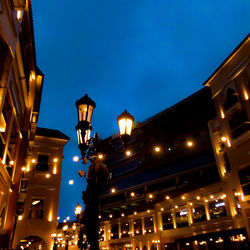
(118, 118, 133, 136)
(154, 146, 161, 152)
(175, 205, 178, 209)
(45, 174, 50, 178)
(121, 213, 124, 217)
(149, 194, 153, 199)
(53, 158, 58, 163)
(190, 203, 193, 206)
(134, 211, 137, 215)
(210, 195, 214, 199)
(241, 193, 245, 201)
(53, 166, 57, 174)
(147, 210, 150, 213)
(72, 225, 76, 230)
(0, 113, 6, 132)
(63, 219, 66, 222)
(98, 215, 101, 219)
(205, 199, 208, 203)
(130, 192, 135, 197)
(196, 196, 200, 200)
(109, 214, 113, 218)
(1, 159, 5, 164)
(221, 109, 225, 119)
(18, 215, 23, 221)
(243, 89, 249, 100)
(111, 188, 116, 193)
(48, 211, 53, 221)
(227, 138, 231, 147)
(66, 216, 70, 220)
(31, 159, 36, 163)
(187, 141, 193, 147)
(181, 196, 185, 200)
(73, 155, 79, 162)
(9, 188, 12, 193)
(32, 200, 40, 205)
(69, 180, 74, 185)
(63, 225, 68, 231)
(21, 167, 26, 171)
(221, 136, 227, 142)
(165, 195, 170, 200)
(98, 154, 103, 159)
(57, 216, 60, 220)
(125, 150, 131, 156)
(160, 208, 164, 211)
(17, 10, 22, 20)
(9, 160, 14, 165)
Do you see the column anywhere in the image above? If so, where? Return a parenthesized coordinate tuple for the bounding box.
(204, 201, 210, 221)
(172, 209, 177, 229)
(130, 219, 134, 237)
(141, 217, 145, 235)
(118, 221, 121, 239)
(187, 203, 193, 225)
(157, 211, 163, 231)
(153, 214, 157, 233)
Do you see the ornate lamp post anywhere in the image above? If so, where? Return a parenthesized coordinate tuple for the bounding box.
(75, 94, 134, 250)
(75, 203, 82, 222)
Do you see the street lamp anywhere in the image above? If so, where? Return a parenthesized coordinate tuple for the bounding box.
(75, 94, 96, 157)
(117, 109, 135, 148)
(75, 94, 134, 250)
(75, 203, 82, 221)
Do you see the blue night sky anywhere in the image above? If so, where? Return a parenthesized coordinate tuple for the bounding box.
(31, 0, 250, 221)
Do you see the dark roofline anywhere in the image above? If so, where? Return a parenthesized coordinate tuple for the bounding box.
(203, 33, 250, 86)
(36, 127, 70, 140)
(137, 86, 209, 128)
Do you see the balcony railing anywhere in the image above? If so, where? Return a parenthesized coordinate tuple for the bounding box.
(231, 121, 250, 139)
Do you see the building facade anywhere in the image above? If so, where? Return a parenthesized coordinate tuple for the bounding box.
(12, 127, 69, 249)
(97, 35, 250, 250)
(0, 0, 44, 247)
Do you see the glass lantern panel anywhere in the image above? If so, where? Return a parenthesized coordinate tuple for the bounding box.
(77, 129, 83, 145)
(79, 104, 88, 121)
(87, 105, 93, 123)
(84, 129, 91, 143)
(118, 118, 126, 135)
(126, 119, 133, 135)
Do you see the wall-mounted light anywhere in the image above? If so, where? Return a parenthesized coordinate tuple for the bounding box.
(111, 188, 116, 193)
(17, 9, 22, 21)
(125, 150, 131, 156)
(154, 146, 161, 152)
(165, 195, 170, 200)
(53, 158, 58, 163)
(130, 192, 135, 197)
(31, 159, 36, 163)
(186, 141, 194, 147)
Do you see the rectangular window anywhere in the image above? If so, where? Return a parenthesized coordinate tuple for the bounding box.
(209, 198, 227, 219)
(111, 224, 119, 239)
(162, 212, 173, 230)
(134, 219, 142, 235)
(29, 199, 44, 219)
(121, 221, 129, 238)
(144, 216, 154, 234)
(36, 154, 49, 171)
(193, 203, 206, 223)
(175, 208, 189, 228)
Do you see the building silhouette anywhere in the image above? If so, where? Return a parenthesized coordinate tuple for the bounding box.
(98, 35, 250, 250)
(0, 1, 69, 248)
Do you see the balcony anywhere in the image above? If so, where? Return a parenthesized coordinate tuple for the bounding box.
(231, 121, 250, 139)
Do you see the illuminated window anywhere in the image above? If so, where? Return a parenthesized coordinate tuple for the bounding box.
(29, 199, 44, 219)
(209, 198, 227, 219)
(193, 203, 206, 223)
(175, 207, 189, 228)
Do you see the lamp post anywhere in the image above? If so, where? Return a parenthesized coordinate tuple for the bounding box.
(75, 94, 134, 250)
(75, 203, 82, 222)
